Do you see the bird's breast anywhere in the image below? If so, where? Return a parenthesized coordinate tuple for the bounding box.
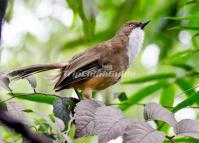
(127, 28, 145, 64)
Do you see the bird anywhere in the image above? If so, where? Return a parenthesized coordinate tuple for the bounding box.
(6, 20, 150, 99)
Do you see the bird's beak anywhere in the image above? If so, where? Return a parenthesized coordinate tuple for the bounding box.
(140, 20, 150, 29)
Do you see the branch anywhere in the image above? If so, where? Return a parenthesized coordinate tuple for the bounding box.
(0, 111, 52, 143)
(166, 136, 176, 143)
(108, 102, 199, 109)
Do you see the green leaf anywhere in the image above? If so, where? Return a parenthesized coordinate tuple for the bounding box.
(117, 92, 128, 102)
(169, 26, 199, 31)
(169, 63, 193, 71)
(82, 0, 98, 21)
(159, 84, 175, 133)
(165, 15, 199, 21)
(4, 0, 14, 22)
(66, 0, 97, 40)
(119, 82, 167, 111)
(53, 97, 79, 124)
(192, 33, 199, 49)
(186, 0, 199, 5)
(164, 49, 199, 70)
(176, 78, 196, 97)
(34, 119, 49, 132)
(23, 109, 34, 113)
(67, 0, 80, 13)
(166, 49, 195, 60)
(172, 91, 199, 113)
(79, 0, 97, 40)
(172, 78, 199, 112)
(160, 84, 175, 108)
(164, 137, 199, 143)
(8, 93, 55, 105)
(53, 97, 70, 124)
(0, 101, 7, 111)
(122, 73, 176, 84)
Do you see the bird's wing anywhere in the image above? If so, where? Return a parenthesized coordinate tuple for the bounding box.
(54, 46, 105, 91)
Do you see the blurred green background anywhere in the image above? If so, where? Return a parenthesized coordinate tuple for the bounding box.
(1, 0, 199, 142)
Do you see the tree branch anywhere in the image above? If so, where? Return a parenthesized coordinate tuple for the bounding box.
(0, 0, 7, 40)
(0, 111, 52, 143)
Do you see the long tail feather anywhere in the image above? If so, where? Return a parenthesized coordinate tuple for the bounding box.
(7, 62, 67, 80)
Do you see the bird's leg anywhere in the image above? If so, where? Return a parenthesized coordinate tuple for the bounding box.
(83, 88, 92, 99)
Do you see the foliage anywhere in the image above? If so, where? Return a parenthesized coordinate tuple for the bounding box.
(74, 100, 199, 143)
(0, 0, 199, 143)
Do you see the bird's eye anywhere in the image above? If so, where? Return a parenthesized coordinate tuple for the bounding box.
(129, 23, 136, 29)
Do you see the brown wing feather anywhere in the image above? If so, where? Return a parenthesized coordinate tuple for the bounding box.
(54, 46, 103, 90)
(54, 60, 102, 91)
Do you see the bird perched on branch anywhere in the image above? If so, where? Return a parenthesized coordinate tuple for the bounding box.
(5, 20, 150, 99)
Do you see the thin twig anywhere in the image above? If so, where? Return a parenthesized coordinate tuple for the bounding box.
(108, 102, 199, 109)
(175, 85, 199, 98)
(66, 112, 75, 135)
(166, 136, 176, 143)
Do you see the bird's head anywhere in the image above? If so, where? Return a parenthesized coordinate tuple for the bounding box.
(115, 20, 150, 63)
(116, 20, 150, 37)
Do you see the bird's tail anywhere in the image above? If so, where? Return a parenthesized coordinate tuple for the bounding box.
(7, 62, 67, 80)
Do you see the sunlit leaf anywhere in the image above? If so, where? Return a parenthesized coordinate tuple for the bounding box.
(169, 26, 199, 31)
(95, 106, 130, 143)
(25, 75, 37, 92)
(175, 119, 199, 139)
(34, 119, 49, 132)
(163, 137, 199, 143)
(53, 97, 70, 124)
(144, 103, 177, 127)
(4, 0, 14, 22)
(192, 33, 199, 49)
(66, 0, 97, 40)
(35, 112, 64, 134)
(7, 102, 26, 123)
(165, 15, 199, 21)
(176, 78, 199, 105)
(0, 101, 7, 111)
(159, 84, 175, 132)
(160, 84, 175, 108)
(0, 136, 4, 143)
(186, 0, 199, 5)
(173, 91, 199, 112)
(67, 0, 79, 13)
(123, 120, 165, 143)
(54, 117, 65, 132)
(82, 0, 98, 20)
(122, 73, 176, 84)
(0, 73, 12, 92)
(8, 93, 55, 105)
(170, 63, 193, 71)
(116, 92, 128, 102)
(74, 100, 104, 138)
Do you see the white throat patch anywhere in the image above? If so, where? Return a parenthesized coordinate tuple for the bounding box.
(127, 27, 145, 64)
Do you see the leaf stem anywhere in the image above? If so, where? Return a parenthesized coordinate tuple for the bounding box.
(166, 136, 176, 143)
(66, 112, 75, 135)
(108, 102, 199, 109)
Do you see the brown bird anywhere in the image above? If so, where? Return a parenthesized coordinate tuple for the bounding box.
(7, 20, 150, 99)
